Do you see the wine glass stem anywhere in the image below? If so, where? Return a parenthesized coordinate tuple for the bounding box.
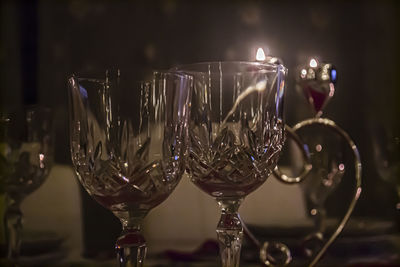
(216, 198, 243, 267)
(115, 213, 147, 267)
(5, 197, 22, 261)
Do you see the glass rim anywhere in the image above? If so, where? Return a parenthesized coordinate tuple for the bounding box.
(69, 70, 194, 84)
(172, 60, 288, 74)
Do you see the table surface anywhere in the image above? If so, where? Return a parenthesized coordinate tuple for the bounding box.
(0, 233, 398, 267)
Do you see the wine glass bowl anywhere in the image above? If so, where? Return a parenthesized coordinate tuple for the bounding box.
(175, 61, 286, 267)
(180, 62, 285, 198)
(68, 70, 192, 266)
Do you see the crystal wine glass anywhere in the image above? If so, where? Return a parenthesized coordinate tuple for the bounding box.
(174, 61, 286, 267)
(0, 106, 53, 263)
(68, 70, 192, 267)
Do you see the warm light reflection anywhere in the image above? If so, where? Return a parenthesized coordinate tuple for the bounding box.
(321, 64, 330, 80)
(39, 153, 45, 169)
(329, 83, 335, 97)
(256, 48, 266, 61)
(339, 163, 345, 171)
(316, 144, 322, 152)
(309, 58, 318, 68)
(268, 57, 278, 64)
(311, 209, 317, 216)
(301, 69, 307, 78)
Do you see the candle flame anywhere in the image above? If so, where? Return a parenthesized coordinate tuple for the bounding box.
(256, 48, 266, 61)
(309, 58, 318, 68)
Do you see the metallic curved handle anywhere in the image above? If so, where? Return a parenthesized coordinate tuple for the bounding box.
(293, 117, 362, 267)
(241, 216, 292, 267)
(273, 124, 312, 184)
(260, 241, 292, 266)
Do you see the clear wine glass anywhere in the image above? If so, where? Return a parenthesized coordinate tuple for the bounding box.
(0, 106, 53, 263)
(68, 70, 192, 267)
(174, 61, 286, 267)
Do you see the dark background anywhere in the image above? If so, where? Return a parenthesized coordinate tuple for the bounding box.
(1, 0, 399, 257)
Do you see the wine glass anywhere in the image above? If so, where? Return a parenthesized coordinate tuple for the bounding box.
(174, 61, 286, 267)
(0, 106, 53, 263)
(68, 70, 192, 267)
